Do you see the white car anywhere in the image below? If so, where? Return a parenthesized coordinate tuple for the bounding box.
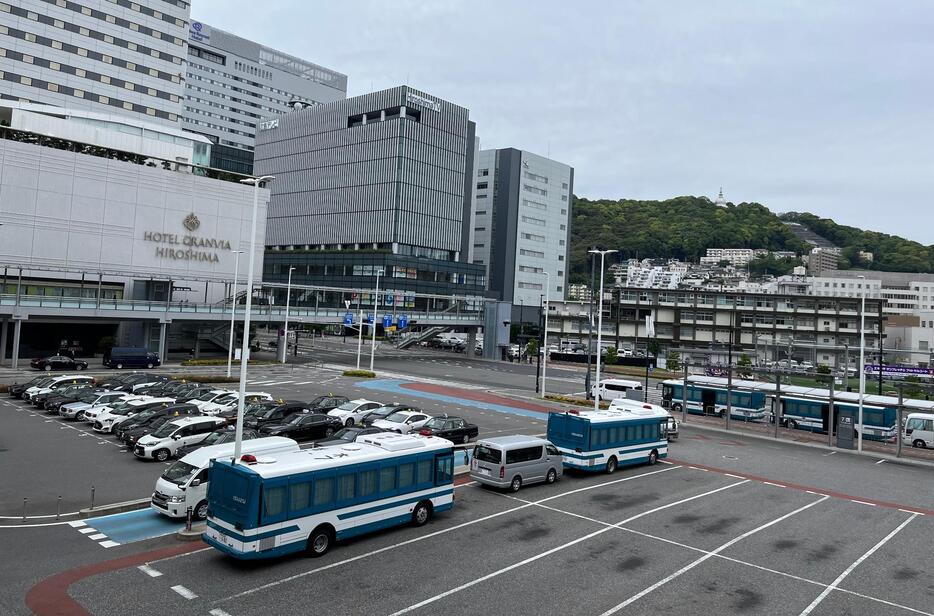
(92, 397, 175, 433)
(190, 389, 233, 411)
(327, 399, 383, 427)
(199, 391, 272, 416)
(371, 410, 433, 434)
(133, 416, 226, 462)
(58, 391, 130, 421)
(24, 375, 92, 402)
(82, 394, 144, 423)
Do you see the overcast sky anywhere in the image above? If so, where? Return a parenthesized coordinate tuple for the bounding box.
(196, 0, 934, 244)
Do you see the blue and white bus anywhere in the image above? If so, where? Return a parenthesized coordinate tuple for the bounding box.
(661, 377, 769, 422)
(547, 407, 668, 474)
(772, 395, 897, 441)
(203, 432, 455, 560)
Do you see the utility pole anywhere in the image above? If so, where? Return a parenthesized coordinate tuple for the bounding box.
(584, 249, 596, 398)
(535, 293, 543, 393)
(878, 302, 885, 395)
(726, 309, 734, 430)
(843, 342, 849, 392)
(614, 288, 621, 350)
(681, 359, 689, 424)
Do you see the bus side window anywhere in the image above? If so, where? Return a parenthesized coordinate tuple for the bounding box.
(625, 426, 635, 441)
(435, 455, 453, 484)
(379, 464, 397, 494)
(289, 481, 311, 514)
(313, 477, 334, 508)
(337, 474, 355, 503)
(608, 427, 619, 445)
(416, 459, 433, 486)
(358, 469, 377, 498)
(398, 463, 415, 489)
(261, 485, 286, 523)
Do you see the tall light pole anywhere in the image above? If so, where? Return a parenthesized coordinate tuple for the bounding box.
(226, 249, 244, 378)
(233, 175, 274, 465)
(369, 269, 384, 373)
(541, 271, 550, 399)
(857, 275, 867, 452)
(356, 293, 364, 370)
(281, 266, 296, 364)
(589, 249, 617, 411)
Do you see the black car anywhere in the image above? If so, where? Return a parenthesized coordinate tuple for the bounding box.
(307, 395, 350, 413)
(259, 413, 343, 442)
(95, 374, 142, 390)
(362, 404, 421, 427)
(40, 383, 96, 411)
(217, 401, 274, 427)
(175, 386, 216, 403)
(242, 401, 311, 430)
(9, 376, 51, 399)
(174, 428, 260, 458)
(113, 403, 198, 439)
(114, 375, 169, 393)
(315, 426, 385, 448)
(418, 416, 479, 444)
(119, 404, 200, 446)
(30, 355, 89, 372)
(135, 379, 188, 397)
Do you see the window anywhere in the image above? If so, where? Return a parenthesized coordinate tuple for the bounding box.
(477, 182, 488, 190)
(506, 446, 543, 463)
(521, 216, 546, 227)
(337, 474, 355, 501)
(262, 486, 286, 519)
(313, 477, 334, 506)
(520, 249, 545, 258)
(524, 171, 548, 183)
(417, 459, 433, 485)
(290, 482, 311, 512)
(521, 233, 545, 242)
(358, 469, 377, 498)
(398, 463, 415, 489)
(523, 199, 547, 210)
(379, 465, 396, 493)
(478, 168, 489, 177)
(523, 185, 547, 196)
(435, 456, 454, 484)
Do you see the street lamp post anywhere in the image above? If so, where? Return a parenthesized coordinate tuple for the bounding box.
(355, 294, 364, 370)
(541, 271, 550, 399)
(857, 275, 867, 452)
(281, 266, 296, 364)
(369, 269, 384, 373)
(226, 250, 244, 378)
(233, 175, 274, 465)
(589, 249, 617, 411)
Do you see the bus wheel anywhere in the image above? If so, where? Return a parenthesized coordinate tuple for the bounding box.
(717, 409, 725, 418)
(913, 439, 926, 449)
(647, 450, 658, 465)
(307, 525, 334, 557)
(672, 403, 683, 413)
(786, 419, 797, 429)
(412, 501, 433, 526)
(605, 456, 618, 474)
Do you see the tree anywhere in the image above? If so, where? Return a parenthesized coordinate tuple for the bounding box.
(605, 346, 619, 365)
(816, 364, 832, 384)
(666, 351, 681, 372)
(737, 354, 753, 378)
(525, 339, 538, 358)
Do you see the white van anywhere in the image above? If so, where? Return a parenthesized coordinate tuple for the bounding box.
(904, 413, 934, 449)
(151, 436, 299, 520)
(133, 416, 226, 461)
(591, 378, 643, 401)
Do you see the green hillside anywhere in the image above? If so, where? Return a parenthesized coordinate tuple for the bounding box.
(568, 196, 808, 282)
(568, 196, 934, 282)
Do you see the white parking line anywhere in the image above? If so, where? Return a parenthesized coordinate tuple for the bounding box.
(171, 585, 198, 600)
(599, 495, 830, 615)
(798, 513, 919, 615)
(88, 533, 107, 540)
(138, 565, 162, 577)
(99, 540, 120, 548)
(387, 479, 748, 616)
(78, 528, 97, 534)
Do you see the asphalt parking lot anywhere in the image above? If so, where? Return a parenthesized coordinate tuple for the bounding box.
(60, 458, 933, 616)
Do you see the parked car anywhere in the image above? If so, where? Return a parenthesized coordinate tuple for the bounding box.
(59, 391, 129, 420)
(362, 404, 421, 427)
(242, 401, 312, 430)
(103, 347, 161, 369)
(327, 398, 383, 427)
(200, 391, 272, 416)
(114, 403, 198, 440)
(38, 383, 96, 411)
(418, 416, 479, 444)
(133, 416, 226, 461)
(216, 400, 274, 426)
(189, 390, 233, 411)
(307, 394, 350, 413)
(120, 404, 202, 447)
(81, 394, 141, 423)
(314, 426, 385, 447)
(24, 375, 95, 403)
(174, 385, 218, 403)
(258, 413, 343, 442)
(371, 409, 433, 434)
(31, 355, 89, 372)
(9, 376, 49, 399)
(112, 374, 169, 393)
(92, 398, 174, 433)
(470, 436, 563, 492)
(174, 428, 260, 458)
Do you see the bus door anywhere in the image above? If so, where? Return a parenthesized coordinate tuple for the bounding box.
(701, 390, 716, 416)
(821, 404, 830, 434)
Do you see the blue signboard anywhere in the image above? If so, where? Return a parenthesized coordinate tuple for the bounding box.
(366, 314, 373, 324)
(385, 294, 394, 305)
(383, 314, 393, 329)
(398, 315, 408, 329)
(343, 313, 353, 327)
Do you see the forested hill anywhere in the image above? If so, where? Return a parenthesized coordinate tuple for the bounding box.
(568, 196, 808, 282)
(779, 212, 934, 273)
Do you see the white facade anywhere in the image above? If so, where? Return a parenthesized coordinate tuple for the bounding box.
(473, 148, 573, 306)
(0, 0, 189, 127)
(700, 248, 756, 266)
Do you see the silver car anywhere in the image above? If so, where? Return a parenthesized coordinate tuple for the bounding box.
(470, 435, 563, 492)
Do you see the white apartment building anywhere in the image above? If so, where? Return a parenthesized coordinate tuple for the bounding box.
(807, 269, 934, 316)
(700, 248, 756, 266)
(0, 0, 190, 127)
(472, 147, 573, 308)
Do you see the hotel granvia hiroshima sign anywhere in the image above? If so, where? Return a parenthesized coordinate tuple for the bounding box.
(144, 214, 232, 263)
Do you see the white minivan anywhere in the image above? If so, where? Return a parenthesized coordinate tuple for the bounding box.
(591, 378, 643, 401)
(904, 412, 934, 449)
(134, 416, 226, 461)
(151, 436, 300, 520)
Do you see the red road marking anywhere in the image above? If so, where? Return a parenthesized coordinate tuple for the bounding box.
(402, 382, 556, 414)
(25, 541, 205, 616)
(668, 458, 934, 516)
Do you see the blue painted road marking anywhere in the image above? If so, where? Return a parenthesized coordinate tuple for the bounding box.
(85, 509, 182, 544)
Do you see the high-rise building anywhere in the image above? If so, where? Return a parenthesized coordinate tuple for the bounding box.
(182, 20, 346, 174)
(254, 85, 486, 302)
(472, 148, 573, 308)
(0, 0, 189, 127)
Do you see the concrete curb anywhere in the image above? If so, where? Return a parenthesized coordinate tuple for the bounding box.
(176, 523, 206, 541)
(79, 498, 150, 519)
(680, 421, 934, 470)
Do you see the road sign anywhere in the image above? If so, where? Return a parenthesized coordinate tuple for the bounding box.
(382, 314, 392, 328)
(398, 315, 408, 329)
(366, 314, 373, 324)
(344, 300, 351, 310)
(343, 313, 353, 327)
